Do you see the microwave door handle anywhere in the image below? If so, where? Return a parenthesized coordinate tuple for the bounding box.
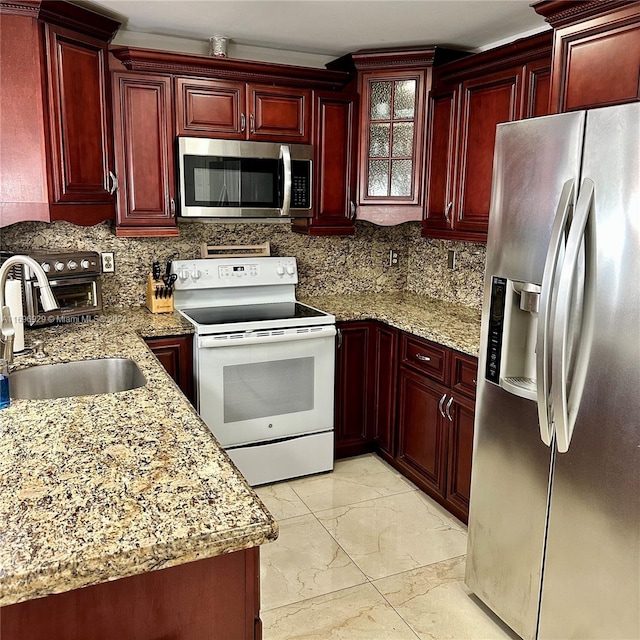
(280, 145, 292, 217)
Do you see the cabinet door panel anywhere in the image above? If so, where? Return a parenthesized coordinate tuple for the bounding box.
(373, 324, 398, 459)
(396, 367, 447, 497)
(445, 393, 475, 523)
(456, 70, 520, 234)
(248, 86, 311, 142)
(335, 322, 373, 458)
(423, 88, 458, 232)
(45, 24, 113, 210)
(293, 92, 356, 236)
(561, 22, 640, 111)
(523, 59, 551, 118)
(145, 335, 194, 403)
(175, 77, 245, 138)
(113, 73, 177, 234)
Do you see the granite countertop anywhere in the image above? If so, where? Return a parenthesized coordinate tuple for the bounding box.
(0, 309, 278, 608)
(300, 292, 482, 357)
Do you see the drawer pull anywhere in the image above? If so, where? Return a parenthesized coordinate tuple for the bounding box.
(445, 396, 454, 422)
(438, 393, 447, 418)
(415, 353, 431, 362)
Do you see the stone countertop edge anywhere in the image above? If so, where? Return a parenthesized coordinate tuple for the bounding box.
(300, 293, 482, 357)
(0, 308, 277, 608)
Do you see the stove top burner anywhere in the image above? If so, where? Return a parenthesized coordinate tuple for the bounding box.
(181, 301, 329, 326)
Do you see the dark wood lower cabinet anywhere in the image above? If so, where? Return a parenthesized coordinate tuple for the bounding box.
(1, 547, 262, 640)
(334, 322, 375, 458)
(144, 334, 194, 403)
(334, 321, 477, 523)
(396, 367, 448, 499)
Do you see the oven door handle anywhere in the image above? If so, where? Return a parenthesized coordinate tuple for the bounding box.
(198, 325, 336, 348)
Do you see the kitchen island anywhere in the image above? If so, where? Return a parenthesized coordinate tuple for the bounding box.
(0, 313, 278, 639)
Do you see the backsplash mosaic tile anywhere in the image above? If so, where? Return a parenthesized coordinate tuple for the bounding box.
(1, 220, 485, 309)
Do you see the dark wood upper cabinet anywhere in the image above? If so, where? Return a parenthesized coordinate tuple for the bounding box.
(292, 89, 357, 236)
(175, 77, 311, 143)
(44, 24, 115, 217)
(455, 68, 521, 235)
(248, 85, 311, 142)
(328, 47, 468, 227)
(423, 88, 459, 234)
(0, 2, 119, 228)
(533, 0, 640, 112)
(175, 77, 246, 138)
(112, 72, 178, 237)
(422, 31, 552, 243)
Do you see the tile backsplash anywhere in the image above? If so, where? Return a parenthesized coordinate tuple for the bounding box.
(0, 219, 485, 310)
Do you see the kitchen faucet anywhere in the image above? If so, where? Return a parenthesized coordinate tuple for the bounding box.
(0, 256, 58, 363)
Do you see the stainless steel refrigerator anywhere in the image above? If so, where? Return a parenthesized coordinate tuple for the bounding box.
(465, 102, 639, 640)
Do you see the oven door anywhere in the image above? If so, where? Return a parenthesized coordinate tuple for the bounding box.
(195, 326, 335, 447)
(26, 277, 102, 325)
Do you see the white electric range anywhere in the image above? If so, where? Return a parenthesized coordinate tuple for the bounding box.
(173, 257, 336, 486)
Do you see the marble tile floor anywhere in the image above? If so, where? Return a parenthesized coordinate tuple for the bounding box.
(256, 454, 519, 640)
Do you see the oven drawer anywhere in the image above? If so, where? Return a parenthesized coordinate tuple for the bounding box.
(400, 333, 450, 385)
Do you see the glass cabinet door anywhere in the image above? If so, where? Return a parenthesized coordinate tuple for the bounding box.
(360, 71, 426, 205)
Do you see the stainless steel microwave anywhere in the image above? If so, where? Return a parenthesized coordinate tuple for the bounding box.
(177, 137, 313, 219)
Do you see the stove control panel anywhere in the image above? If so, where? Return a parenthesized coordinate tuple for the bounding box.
(172, 257, 298, 289)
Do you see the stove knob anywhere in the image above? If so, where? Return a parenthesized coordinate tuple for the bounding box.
(54, 261, 65, 272)
(80, 259, 90, 269)
(276, 265, 285, 276)
(286, 264, 295, 275)
(67, 260, 78, 271)
(190, 268, 201, 280)
(41, 262, 51, 273)
(178, 267, 190, 281)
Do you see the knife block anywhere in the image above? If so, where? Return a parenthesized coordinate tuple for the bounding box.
(145, 274, 174, 313)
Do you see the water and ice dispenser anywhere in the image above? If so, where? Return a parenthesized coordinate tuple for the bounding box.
(485, 276, 540, 401)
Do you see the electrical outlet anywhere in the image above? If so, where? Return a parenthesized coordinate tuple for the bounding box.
(448, 249, 457, 270)
(101, 252, 115, 273)
(389, 249, 399, 267)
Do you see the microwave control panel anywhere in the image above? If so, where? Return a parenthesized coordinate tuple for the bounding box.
(291, 160, 311, 209)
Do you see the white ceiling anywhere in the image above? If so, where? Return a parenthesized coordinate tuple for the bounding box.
(85, 0, 549, 59)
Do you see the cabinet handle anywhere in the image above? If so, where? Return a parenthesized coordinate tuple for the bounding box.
(444, 201, 453, 224)
(472, 379, 477, 385)
(250, 114, 256, 134)
(170, 198, 175, 216)
(350, 201, 356, 221)
(240, 113, 246, 133)
(415, 353, 431, 362)
(337, 328, 343, 349)
(445, 396, 454, 422)
(438, 393, 447, 418)
(108, 171, 117, 195)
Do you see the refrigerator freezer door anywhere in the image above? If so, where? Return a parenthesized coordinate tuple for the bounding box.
(466, 111, 585, 640)
(539, 103, 640, 640)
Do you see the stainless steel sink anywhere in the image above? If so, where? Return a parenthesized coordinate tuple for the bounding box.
(10, 358, 147, 399)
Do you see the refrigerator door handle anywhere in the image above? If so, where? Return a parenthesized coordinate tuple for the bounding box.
(551, 178, 597, 453)
(536, 179, 575, 446)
